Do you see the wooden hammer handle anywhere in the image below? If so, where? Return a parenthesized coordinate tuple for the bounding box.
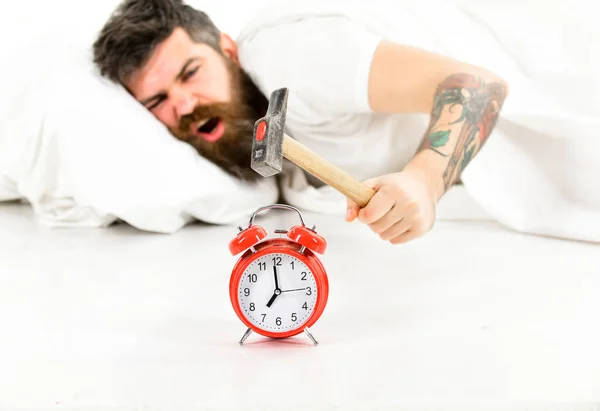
(282, 134, 375, 208)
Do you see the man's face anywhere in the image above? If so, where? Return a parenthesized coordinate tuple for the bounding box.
(125, 27, 267, 181)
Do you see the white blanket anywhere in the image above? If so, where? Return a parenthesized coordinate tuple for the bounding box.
(0, 0, 598, 241)
(455, 0, 600, 242)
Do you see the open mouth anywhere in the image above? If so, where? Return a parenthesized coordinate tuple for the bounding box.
(193, 117, 225, 142)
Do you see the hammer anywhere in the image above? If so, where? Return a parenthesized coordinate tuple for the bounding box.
(251, 88, 376, 208)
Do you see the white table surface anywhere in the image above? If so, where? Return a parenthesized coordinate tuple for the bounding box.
(1, 201, 599, 411)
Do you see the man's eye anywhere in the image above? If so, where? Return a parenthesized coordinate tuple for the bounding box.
(182, 67, 199, 81)
(148, 100, 163, 110)
(146, 96, 167, 110)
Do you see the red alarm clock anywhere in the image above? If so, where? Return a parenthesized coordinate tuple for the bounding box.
(228, 204, 329, 345)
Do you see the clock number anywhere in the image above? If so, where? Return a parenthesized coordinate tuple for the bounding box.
(290, 261, 295, 270)
(249, 302, 255, 311)
(306, 287, 312, 295)
(302, 302, 308, 310)
(301, 271, 307, 280)
(272, 256, 282, 266)
(276, 317, 282, 326)
(261, 314, 266, 322)
(248, 273, 257, 283)
(244, 288, 250, 296)
(291, 313, 297, 322)
(258, 262, 266, 271)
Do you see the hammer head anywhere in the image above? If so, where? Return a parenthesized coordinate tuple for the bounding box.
(251, 88, 288, 178)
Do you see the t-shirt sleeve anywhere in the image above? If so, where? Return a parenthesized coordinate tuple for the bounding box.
(237, 16, 383, 120)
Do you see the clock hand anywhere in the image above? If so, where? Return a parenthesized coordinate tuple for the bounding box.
(266, 292, 278, 308)
(273, 265, 280, 290)
(281, 287, 308, 293)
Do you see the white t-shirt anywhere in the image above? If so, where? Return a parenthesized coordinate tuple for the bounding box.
(236, 0, 439, 189)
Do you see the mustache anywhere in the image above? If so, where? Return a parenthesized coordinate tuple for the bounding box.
(176, 103, 254, 136)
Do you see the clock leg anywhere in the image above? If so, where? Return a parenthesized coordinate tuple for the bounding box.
(239, 327, 253, 345)
(304, 327, 318, 346)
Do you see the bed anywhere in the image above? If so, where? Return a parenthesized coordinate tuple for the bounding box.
(1, 189, 599, 410)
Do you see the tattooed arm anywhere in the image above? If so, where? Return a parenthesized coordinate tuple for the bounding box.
(411, 72, 508, 198)
(346, 41, 508, 244)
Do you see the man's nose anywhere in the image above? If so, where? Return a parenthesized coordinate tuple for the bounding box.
(174, 90, 198, 119)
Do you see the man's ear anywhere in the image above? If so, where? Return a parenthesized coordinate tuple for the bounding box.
(220, 33, 239, 63)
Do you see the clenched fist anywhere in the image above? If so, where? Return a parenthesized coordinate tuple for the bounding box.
(345, 169, 439, 244)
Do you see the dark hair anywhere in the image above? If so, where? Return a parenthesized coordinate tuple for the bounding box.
(92, 0, 221, 84)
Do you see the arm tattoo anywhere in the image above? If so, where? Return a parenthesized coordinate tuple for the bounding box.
(417, 73, 507, 192)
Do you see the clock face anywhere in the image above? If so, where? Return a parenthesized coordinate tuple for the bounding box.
(238, 252, 318, 332)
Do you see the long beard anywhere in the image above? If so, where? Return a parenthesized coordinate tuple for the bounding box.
(169, 59, 269, 182)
